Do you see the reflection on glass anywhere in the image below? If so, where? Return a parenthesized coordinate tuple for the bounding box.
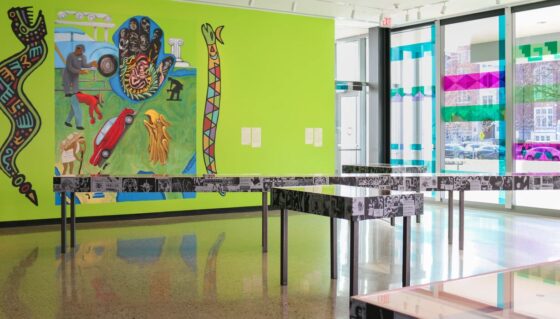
(355, 261, 560, 318)
(443, 15, 506, 204)
(390, 25, 436, 175)
(514, 5, 560, 210)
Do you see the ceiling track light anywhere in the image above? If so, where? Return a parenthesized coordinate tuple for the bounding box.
(248, 0, 255, 6)
(405, 9, 410, 22)
(291, 1, 297, 12)
(379, 11, 384, 25)
(351, 6, 356, 19)
(496, 0, 501, 4)
(441, 1, 447, 15)
(416, 7, 422, 20)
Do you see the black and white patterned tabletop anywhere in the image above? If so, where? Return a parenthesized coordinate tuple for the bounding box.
(271, 185, 423, 221)
(53, 175, 330, 193)
(53, 173, 560, 193)
(342, 164, 427, 174)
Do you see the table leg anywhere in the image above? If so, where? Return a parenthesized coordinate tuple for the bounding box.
(280, 205, 288, 286)
(262, 253, 269, 299)
(349, 220, 359, 296)
(60, 192, 67, 254)
(415, 191, 421, 223)
(262, 191, 268, 253)
(448, 190, 453, 245)
(70, 193, 76, 248)
(330, 218, 337, 280)
(459, 190, 465, 251)
(402, 216, 411, 287)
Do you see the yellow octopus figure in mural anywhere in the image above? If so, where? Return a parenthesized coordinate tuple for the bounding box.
(144, 109, 171, 165)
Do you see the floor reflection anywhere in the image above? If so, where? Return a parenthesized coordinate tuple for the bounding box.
(1, 247, 38, 318)
(1, 205, 560, 318)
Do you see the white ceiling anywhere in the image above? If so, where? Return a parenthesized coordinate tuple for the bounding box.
(178, 0, 550, 38)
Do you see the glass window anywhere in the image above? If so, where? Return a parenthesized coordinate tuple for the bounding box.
(390, 25, 436, 176)
(336, 40, 361, 81)
(443, 15, 506, 204)
(514, 5, 560, 210)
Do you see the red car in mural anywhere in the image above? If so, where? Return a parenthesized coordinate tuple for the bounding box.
(89, 108, 135, 166)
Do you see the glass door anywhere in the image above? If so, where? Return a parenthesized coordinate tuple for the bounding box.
(335, 37, 367, 173)
(336, 92, 365, 172)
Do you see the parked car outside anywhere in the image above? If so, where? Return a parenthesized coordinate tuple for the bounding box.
(524, 147, 560, 161)
(445, 144, 466, 159)
(462, 145, 477, 159)
(476, 145, 505, 159)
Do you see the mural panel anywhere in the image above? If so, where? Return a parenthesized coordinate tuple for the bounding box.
(53, 11, 196, 204)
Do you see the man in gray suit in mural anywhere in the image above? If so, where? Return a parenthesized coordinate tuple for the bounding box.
(63, 44, 97, 130)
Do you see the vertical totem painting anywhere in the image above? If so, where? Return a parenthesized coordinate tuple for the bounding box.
(201, 23, 224, 175)
(0, 7, 48, 206)
(54, 12, 196, 204)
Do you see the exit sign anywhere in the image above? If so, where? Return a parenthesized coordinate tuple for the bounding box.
(380, 16, 392, 27)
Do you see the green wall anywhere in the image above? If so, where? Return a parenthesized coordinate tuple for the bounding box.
(0, 0, 334, 222)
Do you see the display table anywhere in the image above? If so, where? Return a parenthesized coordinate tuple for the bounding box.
(54, 173, 560, 254)
(342, 163, 427, 174)
(342, 163, 427, 225)
(53, 175, 332, 254)
(336, 172, 560, 250)
(271, 185, 424, 296)
(350, 260, 560, 318)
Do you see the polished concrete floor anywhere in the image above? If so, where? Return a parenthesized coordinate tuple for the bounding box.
(1, 203, 560, 318)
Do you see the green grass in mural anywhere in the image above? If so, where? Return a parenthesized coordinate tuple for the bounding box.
(54, 70, 197, 182)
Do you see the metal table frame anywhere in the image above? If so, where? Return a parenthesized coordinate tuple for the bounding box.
(279, 205, 411, 296)
(274, 186, 420, 296)
(59, 190, 271, 254)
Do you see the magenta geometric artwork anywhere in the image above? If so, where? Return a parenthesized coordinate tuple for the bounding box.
(514, 143, 560, 161)
(443, 71, 504, 91)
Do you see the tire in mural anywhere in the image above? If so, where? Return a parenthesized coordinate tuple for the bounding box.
(0, 7, 48, 206)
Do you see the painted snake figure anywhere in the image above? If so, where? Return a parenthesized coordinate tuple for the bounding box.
(0, 7, 48, 206)
(201, 23, 224, 174)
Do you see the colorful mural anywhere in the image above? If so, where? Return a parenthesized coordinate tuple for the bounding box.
(108, 16, 175, 102)
(54, 12, 196, 204)
(0, 7, 48, 206)
(201, 23, 224, 175)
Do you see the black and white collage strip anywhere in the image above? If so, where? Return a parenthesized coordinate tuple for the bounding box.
(342, 165, 427, 174)
(272, 188, 423, 221)
(53, 174, 560, 193)
(53, 176, 331, 193)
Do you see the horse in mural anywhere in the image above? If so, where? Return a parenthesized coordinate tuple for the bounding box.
(0, 7, 48, 206)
